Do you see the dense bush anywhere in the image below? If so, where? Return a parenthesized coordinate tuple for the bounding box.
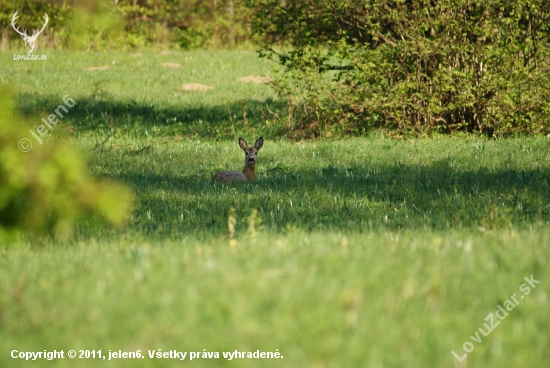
(245, 0, 550, 137)
(97, 0, 253, 49)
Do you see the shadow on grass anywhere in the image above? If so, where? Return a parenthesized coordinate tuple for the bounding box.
(16, 93, 550, 239)
(15, 92, 286, 138)
(85, 161, 550, 239)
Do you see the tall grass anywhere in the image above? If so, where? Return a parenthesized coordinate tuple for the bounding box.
(1, 51, 549, 368)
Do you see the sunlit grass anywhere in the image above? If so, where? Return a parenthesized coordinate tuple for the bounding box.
(1, 51, 549, 368)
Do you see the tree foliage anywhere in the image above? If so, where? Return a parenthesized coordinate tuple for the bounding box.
(0, 0, 252, 50)
(245, 0, 550, 137)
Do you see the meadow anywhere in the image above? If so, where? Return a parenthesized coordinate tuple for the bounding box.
(1, 50, 549, 367)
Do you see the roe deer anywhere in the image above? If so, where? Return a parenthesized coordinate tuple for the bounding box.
(213, 137, 264, 183)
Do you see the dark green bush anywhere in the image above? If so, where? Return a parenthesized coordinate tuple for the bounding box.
(244, 0, 550, 137)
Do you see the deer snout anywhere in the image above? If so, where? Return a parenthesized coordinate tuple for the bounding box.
(247, 157, 255, 164)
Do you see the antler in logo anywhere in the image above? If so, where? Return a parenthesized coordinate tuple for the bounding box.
(11, 11, 49, 54)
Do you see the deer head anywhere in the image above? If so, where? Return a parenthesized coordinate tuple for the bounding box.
(239, 137, 264, 167)
(12, 11, 49, 54)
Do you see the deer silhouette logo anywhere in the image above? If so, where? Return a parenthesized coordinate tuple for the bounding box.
(11, 11, 49, 54)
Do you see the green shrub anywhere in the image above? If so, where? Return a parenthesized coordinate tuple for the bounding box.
(0, 90, 132, 242)
(244, 0, 550, 137)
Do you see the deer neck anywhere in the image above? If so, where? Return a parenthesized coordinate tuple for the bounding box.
(242, 163, 256, 180)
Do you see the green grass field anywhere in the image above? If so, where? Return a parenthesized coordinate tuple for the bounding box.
(1, 51, 549, 368)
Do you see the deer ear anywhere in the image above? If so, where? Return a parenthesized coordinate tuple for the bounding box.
(254, 137, 264, 150)
(238, 138, 249, 151)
